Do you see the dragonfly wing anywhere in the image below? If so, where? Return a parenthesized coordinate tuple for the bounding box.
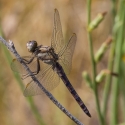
(58, 33, 76, 74)
(11, 56, 60, 96)
(51, 9, 76, 74)
(51, 9, 65, 54)
(24, 64, 60, 96)
(11, 56, 38, 75)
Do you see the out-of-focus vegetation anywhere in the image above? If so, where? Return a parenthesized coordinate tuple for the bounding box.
(85, 0, 125, 125)
(0, 0, 125, 125)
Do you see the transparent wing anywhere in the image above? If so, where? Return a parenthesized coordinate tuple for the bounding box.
(11, 56, 60, 96)
(58, 33, 76, 74)
(51, 9, 65, 54)
(11, 56, 38, 75)
(24, 65, 60, 96)
(51, 9, 76, 74)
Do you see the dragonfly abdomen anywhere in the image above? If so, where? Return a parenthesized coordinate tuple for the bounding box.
(66, 79, 91, 117)
(55, 62, 91, 117)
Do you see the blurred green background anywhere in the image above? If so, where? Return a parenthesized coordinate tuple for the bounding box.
(0, 0, 124, 125)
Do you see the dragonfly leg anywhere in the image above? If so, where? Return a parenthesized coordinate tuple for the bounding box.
(22, 56, 35, 64)
(21, 58, 40, 80)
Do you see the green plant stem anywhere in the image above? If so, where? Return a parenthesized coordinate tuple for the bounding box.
(120, 63, 125, 121)
(102, 40, 116, 117)
(87, 0, 103, 125)
(112, 0, 117, 16)
(111, 1, 125, 124)
(102, 0, 117, 118)
(121, 39, 125, 120)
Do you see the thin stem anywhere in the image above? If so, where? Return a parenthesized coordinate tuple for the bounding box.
(102, 0, 117, 117)
(0, 36, 84, 125)
(112, 0, 117, 16)
(111, 1, 125, 124)
(120, 38, 125, 120)
(87, 0, 103, 124)
(102, 39, 116, 116)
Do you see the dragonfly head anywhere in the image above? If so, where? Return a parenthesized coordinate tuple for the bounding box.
(26, 40, 38, 53)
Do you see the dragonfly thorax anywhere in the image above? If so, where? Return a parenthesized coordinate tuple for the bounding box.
(26, 40, 38, 53)
(37, 47, 58, 65)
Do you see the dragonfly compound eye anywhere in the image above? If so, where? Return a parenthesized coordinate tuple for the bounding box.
(26, 40, 38, 52)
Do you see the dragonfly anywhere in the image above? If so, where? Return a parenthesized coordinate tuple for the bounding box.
(11, 9, 91, 117)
